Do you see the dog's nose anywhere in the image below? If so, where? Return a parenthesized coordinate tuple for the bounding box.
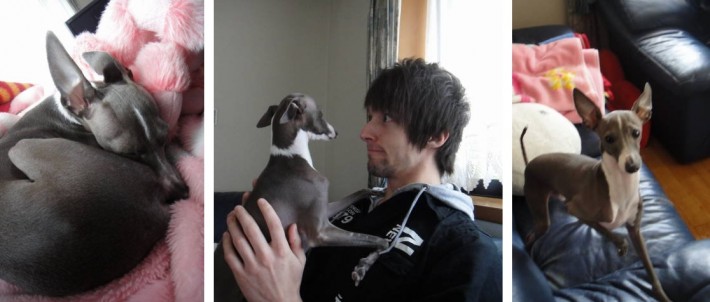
(144, 148, 190, 202)
(625, 160, 640, 173)
(164, 175, 190, 202)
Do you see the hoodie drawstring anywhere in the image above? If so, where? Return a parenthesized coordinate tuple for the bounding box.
(378, 185, 428, 255)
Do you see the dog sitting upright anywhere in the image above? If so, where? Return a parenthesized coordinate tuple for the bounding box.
(522, 84, 670, 302)
(0, 32, 188, 296)
(246, 94, 389, 284)
(214, 95, 388, 301)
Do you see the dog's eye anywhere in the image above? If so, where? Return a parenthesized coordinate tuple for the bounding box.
(631, 129, 641, 138)
(605, 135, 615, 144)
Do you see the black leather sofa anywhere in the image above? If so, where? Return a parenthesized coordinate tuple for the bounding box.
(513, 25, 710, 301)
(596, 0, 710, 163)
(513, 167, 710, 301)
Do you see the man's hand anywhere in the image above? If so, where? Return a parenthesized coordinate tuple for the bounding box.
(222, 198, 307, 302)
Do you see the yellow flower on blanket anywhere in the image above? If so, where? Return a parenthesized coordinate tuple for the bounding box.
(545, 68, 576, 91)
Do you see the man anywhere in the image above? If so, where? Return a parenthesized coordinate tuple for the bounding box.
(222, 58, 502, 301)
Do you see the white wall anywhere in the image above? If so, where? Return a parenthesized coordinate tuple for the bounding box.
(322, 0, 370, 200)
(512, 0, 566, 29)
(214, 0, 369, 200)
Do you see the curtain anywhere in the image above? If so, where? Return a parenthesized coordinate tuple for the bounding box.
(426, 0, 503, 190)
(566, 0, 607, 48)
(366, 0, 400, 189)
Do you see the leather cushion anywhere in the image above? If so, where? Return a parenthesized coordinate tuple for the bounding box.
(635, 29, 710, 95)
(553, 240, 710, 301)
(599, 0, 700, 33)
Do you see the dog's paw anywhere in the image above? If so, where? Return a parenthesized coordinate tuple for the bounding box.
(351, 266, 367, 287)
(612, 236, 628, 256)
(524, 232, 537, 251)
(617, 241, 628, 256)
(351, 252, 380, 286)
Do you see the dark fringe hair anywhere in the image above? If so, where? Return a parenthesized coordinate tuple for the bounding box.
(364, 58, 470, 175)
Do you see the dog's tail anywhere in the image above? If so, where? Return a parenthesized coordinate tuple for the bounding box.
(520, 126, 530, 165)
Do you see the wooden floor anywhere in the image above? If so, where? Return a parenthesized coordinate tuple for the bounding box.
(641, 137, 710, 239)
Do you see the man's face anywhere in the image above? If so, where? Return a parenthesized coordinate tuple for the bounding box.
(360, 108, 427, 179)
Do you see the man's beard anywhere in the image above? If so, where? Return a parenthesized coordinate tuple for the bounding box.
(367, 158, 394, 178)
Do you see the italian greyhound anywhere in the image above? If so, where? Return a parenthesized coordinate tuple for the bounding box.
(216, 94, 389, 300)
(521, 84, 670, 302)
(0, 32, 188, 296)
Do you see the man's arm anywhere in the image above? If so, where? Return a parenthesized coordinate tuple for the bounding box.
(222, 198, 307, 302)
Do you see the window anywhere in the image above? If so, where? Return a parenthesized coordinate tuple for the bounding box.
(425, 0, 505, 190)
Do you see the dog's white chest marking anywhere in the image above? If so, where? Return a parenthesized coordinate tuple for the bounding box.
(600, 153, 640, 229)
(270, 129, 314, 168)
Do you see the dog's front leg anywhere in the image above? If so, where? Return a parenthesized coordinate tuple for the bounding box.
(626, 200, 671, 302)
(583, 220, 628, 256)
(314, 223, 389, 286)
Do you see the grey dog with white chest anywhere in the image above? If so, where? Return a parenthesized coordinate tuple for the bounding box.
(0, 32, 187, 296)
(522, 84, 671, 302)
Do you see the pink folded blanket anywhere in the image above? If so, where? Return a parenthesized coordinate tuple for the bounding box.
(513, 37, 605, 123)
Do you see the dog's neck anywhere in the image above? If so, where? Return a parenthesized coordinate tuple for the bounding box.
(600, 152, 640, 228)
(270, 129, 314, 168)
(601, 153, 640, 198)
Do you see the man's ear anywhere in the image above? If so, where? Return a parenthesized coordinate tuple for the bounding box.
(427, 132, 450, 148)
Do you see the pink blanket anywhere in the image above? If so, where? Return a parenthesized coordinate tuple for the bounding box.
(0, 0, 204, 300)
(513, 37, 605, 123)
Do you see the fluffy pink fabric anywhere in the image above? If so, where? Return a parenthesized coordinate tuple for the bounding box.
(127, 0, 171, 34)
(162, 0, 205, 52)
(169, 155, 205, 302)
(95, 0, 155, 65)
(152, 91, 183, 138)
(179, 115, 204, 157)
(131, 42, 191, 93)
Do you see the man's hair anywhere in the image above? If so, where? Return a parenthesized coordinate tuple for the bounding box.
(364, 58, 470, 175)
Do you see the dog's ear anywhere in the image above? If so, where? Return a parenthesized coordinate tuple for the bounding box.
(572, 89, 602, 130)
(632, 83, 652, 123)
(46, 31, 95, 115)
(278, 101, 303, 124)
(257, 105, 278, 128)
(82, 51, 128, 84)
